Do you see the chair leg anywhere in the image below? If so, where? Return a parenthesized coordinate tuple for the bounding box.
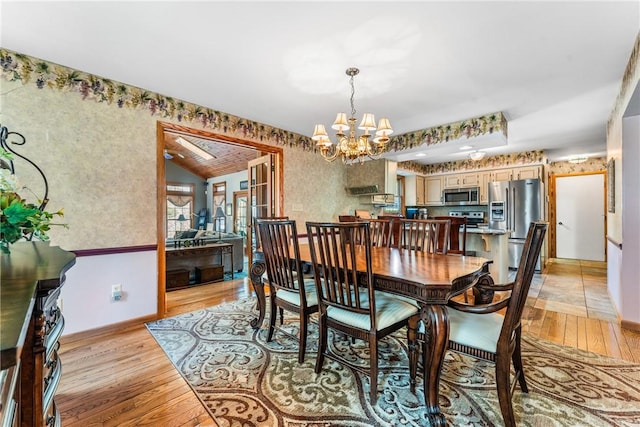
(267, 297, 277, 342)
(495, 354, 517, 427)
(407, 315, 419, 393)
(279, 307, 284, 325)
(315, 314, 327, 374)
(369, 334, 378, 401)
(512, 328, 529, 393)
(298, 313, 308, 364)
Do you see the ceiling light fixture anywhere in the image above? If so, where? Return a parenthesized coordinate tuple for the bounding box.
(312, 67, 392, 164)
(469, 151, 486, 161)
(176, 136, 214, 160)
(568, 156, 588, 164)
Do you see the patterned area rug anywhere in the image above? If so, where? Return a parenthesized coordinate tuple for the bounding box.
(146, 298, 640, 426)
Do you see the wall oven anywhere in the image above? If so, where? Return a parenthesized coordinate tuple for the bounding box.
(443, 187, 480, 206)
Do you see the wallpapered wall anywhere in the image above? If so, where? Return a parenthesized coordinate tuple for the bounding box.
(0, 56, 350, 251)
(1, 48, 610, 251)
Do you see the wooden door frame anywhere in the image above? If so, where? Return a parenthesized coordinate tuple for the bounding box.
(549, 170, 607, 259)
(156, 121, 284, 315)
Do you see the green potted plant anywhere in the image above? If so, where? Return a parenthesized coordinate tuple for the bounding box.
(0, 148, 66, 254)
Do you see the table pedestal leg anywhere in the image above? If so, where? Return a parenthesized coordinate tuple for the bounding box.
(422, 304, 449, 426)
(249, 260, 266, 329)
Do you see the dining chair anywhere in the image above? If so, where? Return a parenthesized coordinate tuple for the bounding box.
(434, 215, 470, 301)
(408, 221, 548, 427)
(433, 215, 467, 255)
(305, 221, 419, 401)
(357, 218, 394, 247)
(256, 218, 318, 363)
(398, 218, 451, 254)
(377, 214, 403, 248)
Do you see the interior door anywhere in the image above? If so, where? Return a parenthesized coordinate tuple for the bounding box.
(556, 173, 605, 261)
(247, 154, 280, 266)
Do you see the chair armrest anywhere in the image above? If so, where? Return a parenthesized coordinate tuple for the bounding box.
(471, 273, 515, 305)
(477, 281, 514, 292)
(448, 296, 510, 314)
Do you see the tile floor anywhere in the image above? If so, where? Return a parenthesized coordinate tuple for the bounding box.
(525, 258, 617, 322)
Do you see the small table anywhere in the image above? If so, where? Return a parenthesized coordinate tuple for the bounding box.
(166, 242, 234, 287)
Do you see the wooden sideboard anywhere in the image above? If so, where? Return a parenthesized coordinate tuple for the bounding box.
(0, 242, 76, 427)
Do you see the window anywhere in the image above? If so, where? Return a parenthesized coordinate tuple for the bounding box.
(212, 181, 226, 232)
(167, 182, 194, 237)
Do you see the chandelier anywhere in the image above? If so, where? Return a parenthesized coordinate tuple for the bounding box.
(312, 67, 393, 164)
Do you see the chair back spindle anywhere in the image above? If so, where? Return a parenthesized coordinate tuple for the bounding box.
(399, 219, 451, 254)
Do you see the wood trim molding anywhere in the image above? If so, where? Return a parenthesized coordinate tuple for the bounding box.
(60, 313, 158, 344)
(73, 244, 157, 257)
(621, 319, 640, 333)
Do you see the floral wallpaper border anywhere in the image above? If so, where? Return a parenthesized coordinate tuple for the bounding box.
(0, 48, 313, 151)
(400, 150, 545, 175)
(1, 48, 509, 160)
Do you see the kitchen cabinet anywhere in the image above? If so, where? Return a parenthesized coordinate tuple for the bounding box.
(416, 176, 425, 205)
(491, 166, 542, 182)
(425, 176, 443, 205)
(479, 171, 491, 204)
(514, 165, 542, 180)
(442, 172, 479, 188)
(491, 168, 513, 182)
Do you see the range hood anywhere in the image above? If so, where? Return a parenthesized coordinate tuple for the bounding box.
(345, 160, 397, 205)
(346, 185, 382, 196)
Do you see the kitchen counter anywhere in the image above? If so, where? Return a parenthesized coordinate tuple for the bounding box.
(467, 228, 510, 235)
(465, 229, 509, 283)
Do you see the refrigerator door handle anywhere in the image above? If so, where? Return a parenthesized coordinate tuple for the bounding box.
(512, 186, 517, 235)
(505, 187, 510, 231)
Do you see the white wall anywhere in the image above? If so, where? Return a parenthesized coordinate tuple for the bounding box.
(620, 114, 640, 324)
(61, 250, 158, 335)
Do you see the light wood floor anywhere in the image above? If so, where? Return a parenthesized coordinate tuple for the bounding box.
(56, 260, 640, 426)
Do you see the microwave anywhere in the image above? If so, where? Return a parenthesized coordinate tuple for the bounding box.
(443, 187, 480, 206)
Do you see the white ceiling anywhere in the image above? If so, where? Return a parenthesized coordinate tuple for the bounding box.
(2, 1, 639, 165)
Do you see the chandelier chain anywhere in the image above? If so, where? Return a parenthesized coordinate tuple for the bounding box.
(349, 73, 356, 119)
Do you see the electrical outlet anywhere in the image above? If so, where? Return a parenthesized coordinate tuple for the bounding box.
(111, 284, 122, 301)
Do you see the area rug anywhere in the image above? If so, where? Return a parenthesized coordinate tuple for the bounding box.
(146, 298, 640, 426)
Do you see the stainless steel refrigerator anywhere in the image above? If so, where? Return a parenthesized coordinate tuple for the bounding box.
(488, 179, 544, 271)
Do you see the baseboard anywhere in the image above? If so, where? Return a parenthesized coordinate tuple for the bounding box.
(621, 319, 640, 333)
(60, 313, 159, 344)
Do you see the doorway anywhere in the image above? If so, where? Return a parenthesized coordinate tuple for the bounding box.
(552, 172, 606, 261)
(156, 121, 284, 315)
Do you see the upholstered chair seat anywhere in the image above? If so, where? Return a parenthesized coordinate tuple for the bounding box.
(326, 291, 418, 331)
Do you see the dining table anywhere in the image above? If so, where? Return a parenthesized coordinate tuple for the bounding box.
(249, 244, 491, 426)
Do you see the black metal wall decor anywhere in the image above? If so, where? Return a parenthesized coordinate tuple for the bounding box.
(0, 124, 50, 211)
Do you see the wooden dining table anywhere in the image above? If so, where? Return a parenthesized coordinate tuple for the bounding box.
(249, 244, 491, 426)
